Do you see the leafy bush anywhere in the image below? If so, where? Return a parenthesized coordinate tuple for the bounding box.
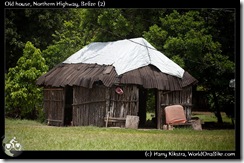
(5, 41, 48, 119)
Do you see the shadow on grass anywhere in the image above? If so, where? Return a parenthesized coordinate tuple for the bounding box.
(202, 122, 235, 130)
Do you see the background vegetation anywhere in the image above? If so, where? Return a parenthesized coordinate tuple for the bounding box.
(5, 9, 236, 123)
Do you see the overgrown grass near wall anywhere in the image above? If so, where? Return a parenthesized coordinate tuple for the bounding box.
(146, 111, 232, 123)
(191, 112, 233, 123)
(5, 118, 235, 151)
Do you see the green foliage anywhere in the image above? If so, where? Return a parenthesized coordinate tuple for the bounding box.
(143, 24, 168, 51)
(146, 90, 155, 113)
(171, 55, 185, 68)
(143, 9, 235, 122)
(79, 9, 166, 42)
(42, 9, 85, 69)
(96, 9, 132, 40)
(5, 42, 48, 119)
(203, 53, 234, 77)
(5, 9, 235, 123)
(42, 9, 167, 69)
(144, 10, 221, 71)
(5, 9, 74, 70)
(79, 9, 131, 42)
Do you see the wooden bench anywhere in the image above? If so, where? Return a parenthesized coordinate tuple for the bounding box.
(104, 117, 126, 127)
(166, 118, 203, 130)
(104, 115, 140, 129)
(163, 104, 203, 130)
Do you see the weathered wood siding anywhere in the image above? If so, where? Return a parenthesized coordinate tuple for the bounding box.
(66, 85, 139, 127)
(106, 85, 139, 127)
(43, 88, 65, 126)
(157, 86, 193, 129)
(73, 86, 106, 127)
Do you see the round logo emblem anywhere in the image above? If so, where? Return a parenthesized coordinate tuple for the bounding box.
(2, 137, 23, 157)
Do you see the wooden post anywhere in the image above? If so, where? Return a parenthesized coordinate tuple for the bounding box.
(161, 104, 167, 129)
(62, 88, 65, 126)
(105, 111, 110, 127)
(156, 91, 161, 129)
(105, 88, 110, 127)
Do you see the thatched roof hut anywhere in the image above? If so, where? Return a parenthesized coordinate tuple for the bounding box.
(37, 37, 197, 128)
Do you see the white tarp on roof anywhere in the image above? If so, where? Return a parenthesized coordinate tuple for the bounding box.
(63, 37, 185, 78)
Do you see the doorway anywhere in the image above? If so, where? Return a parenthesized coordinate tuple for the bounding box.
(138, 87, 157, 128)
(64, 86, 73, 126)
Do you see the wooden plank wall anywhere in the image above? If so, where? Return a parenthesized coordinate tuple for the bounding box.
(157, 86, 193, 129)
(71, 85, 140, 127)
(43, 88, 65, 126)
(107, 85, 139, 127)
(73, 86, 106, 127)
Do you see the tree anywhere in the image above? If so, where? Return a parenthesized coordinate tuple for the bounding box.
(5, 9, 235, 123)
(143, 10, 235, 123)
(5, 9, 73, 71)
(78, 9, 166, 42)
(42, 9, 85, 69)
(5, 42, 48, 119)
(199, 9, 235, 123)
(42, 9, 166, 69)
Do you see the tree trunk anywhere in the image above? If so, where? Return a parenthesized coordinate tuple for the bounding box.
(212, 91, 223, 123)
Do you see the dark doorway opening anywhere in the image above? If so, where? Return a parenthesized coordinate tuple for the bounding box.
(138, 87, 157, 128)
(64, 86, 73, 126)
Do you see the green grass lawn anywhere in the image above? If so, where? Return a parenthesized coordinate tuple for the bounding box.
(191, 111, 233, 123)
(147, 111, 233, 123)
(5, 118, 235, 151)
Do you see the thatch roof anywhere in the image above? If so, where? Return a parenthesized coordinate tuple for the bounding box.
(37, 38, 198, 90)
(36, 63, 197, 91)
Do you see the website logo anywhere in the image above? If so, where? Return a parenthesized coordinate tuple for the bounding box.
(2, 137, 23, 157)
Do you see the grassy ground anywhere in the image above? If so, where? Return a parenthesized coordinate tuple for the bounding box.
(146, 111, 232, 123)
(191, 111, 233, 123)
(146, 111, 234, 128)
(5, 117, 235, 151)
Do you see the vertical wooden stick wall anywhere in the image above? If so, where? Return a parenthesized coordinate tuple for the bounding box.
(43, 87, 65, 126)
(157, 86, 193, 129)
